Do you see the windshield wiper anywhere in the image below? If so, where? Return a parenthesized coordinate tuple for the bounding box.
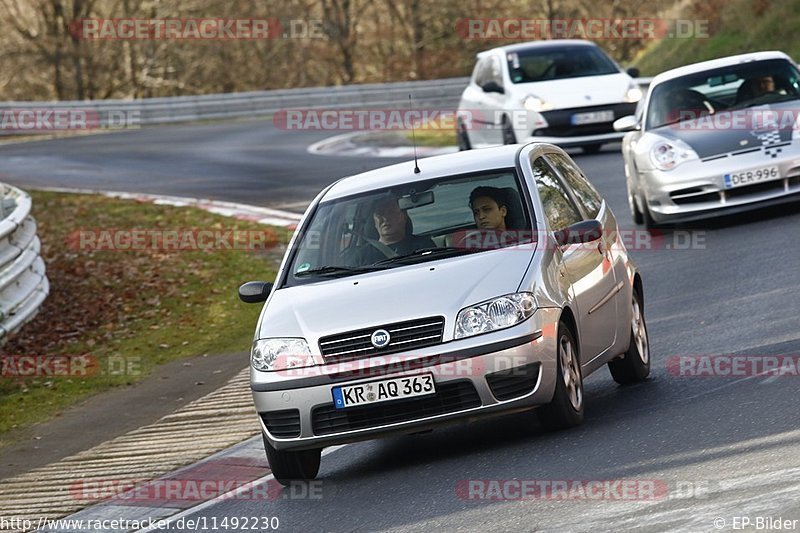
(372, 247, 481, 266)
(295, 265, 387, 278)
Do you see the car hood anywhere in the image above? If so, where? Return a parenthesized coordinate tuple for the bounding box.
(651, 100, 799, 159)
(258, 248, 535, 345)
(510, 72, 633, 108)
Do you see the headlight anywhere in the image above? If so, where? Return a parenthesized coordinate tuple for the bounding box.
(251, 338, 315, 372)
(649, 138, 699, 171)
(624, 83, 643, 103)
(455, 292, 537, 339)
(523, 95, 553, 112)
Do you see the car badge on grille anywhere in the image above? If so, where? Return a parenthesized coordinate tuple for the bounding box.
(370, 329, 391, 348)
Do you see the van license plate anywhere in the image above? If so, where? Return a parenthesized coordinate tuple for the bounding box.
(332, 374, 436, 409)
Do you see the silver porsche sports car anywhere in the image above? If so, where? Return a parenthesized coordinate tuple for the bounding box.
(615, 51, 800, 226)
(239, 143, 650, 484)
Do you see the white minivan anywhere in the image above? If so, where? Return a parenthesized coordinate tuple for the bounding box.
(457, 39, 642, 153)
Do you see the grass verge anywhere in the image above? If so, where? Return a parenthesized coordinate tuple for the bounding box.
(0, 191, 291, 439)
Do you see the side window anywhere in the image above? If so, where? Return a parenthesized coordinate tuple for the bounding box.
(531, 157, 582, 231)
(546, 153, 603, 219)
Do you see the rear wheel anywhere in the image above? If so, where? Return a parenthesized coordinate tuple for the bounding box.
(608, 289, 651, 385)
(537, 322, 584, 430)
(263, 434, 321, 485)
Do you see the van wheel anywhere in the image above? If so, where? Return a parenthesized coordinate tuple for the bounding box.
(457, 121, 472, 151)
(608, 289, 651, 385)
(263, 434, 321, 485)
(537, 322, 584, 430)
(582, 143, 603, 154)
(502, 120, 517, 145)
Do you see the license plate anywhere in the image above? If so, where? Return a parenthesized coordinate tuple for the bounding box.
(571, 110, 614, 125)
(332, 374, 436, 409)
(724, 165, 780, 189)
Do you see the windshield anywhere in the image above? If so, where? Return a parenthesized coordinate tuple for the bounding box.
(506, 46, 619, 83)
(283, 170, 534, 286)
(646, 58, 800, 129)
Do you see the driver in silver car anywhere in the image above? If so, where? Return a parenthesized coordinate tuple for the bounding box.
(353, 195, 435, 264)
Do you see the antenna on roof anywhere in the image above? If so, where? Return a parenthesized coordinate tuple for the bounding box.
(409, 94, 421, 174)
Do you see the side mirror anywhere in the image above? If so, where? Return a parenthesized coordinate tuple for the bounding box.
(238, 281, 273, 303)
(613, 115, 640, 132)
(481, 81, 505, 94)
(555, 220, 603, 247)
(626, 67, 640, 78)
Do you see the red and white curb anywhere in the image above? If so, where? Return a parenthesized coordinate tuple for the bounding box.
(36, 188, 304, 229)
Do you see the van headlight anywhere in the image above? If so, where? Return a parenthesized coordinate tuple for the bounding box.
(251, 338, 315, 372)
(624, 83, 643, 103)
(455, 292, 537, 339)
(649, 137, 699, 171)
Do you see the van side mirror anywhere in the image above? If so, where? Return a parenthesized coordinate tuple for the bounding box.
(555, 220, 603, 247)
(238, 281, 273, 303)
(481, 81, 505, 94)
(626, 67, 640, 78)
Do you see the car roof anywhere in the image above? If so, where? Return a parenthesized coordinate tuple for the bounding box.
(650, 51, 793, 86)
(322, 145, 526, 201)
(478, 39, 598, 58)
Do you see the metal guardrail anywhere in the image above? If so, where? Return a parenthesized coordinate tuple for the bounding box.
(0, 184, 49, 343)
(0, 77, 652, 130)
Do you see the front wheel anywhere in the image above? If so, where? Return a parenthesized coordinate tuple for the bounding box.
(502, 120, 517, 145)
(457, 120, 472, 151)
(263, 434, 321, 485)
(608, 289, 651, 385)
(582, 143, 603, 154)
(537, 322, 584, 430)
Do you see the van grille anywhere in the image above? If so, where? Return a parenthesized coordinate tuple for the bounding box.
(319, 317, 445, 363)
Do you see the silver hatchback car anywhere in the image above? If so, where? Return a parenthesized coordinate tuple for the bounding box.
(239, 143, 650, 484)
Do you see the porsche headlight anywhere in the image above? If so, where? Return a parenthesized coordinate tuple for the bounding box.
(455, 292, 537, 339)
(649, 138, 699, 171)
(251, 338, 314, 372)
(523, 95, 553, 112)
(624, 83, 643, 103)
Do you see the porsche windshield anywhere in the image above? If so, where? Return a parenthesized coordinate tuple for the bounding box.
(284, 170, 534, 285)
(647, 58, 800, 129)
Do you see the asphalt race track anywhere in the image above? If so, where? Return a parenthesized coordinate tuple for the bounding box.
(2, 122, 800, 531)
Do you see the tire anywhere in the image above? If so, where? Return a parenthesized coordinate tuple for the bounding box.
(457, 121, 472, 151)
(628, 187, 643, 225)
(502, 119, 517, 145)
(638, 193, 657, 229)
(608, 289, 651, 385)
(263, 434, 321, 485)
(537, 322, 584, 430)
(582, 143, 603, 154)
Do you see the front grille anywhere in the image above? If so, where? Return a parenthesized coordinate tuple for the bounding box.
(725, 179, 787, 199)
(486, 363, 541, 401)
(260, 409, 301, 438)
(311, 380, 480, 436)
(670, 187, 720, 206)
(534, 102, 636, 138)
(319, 316, 445, 363)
